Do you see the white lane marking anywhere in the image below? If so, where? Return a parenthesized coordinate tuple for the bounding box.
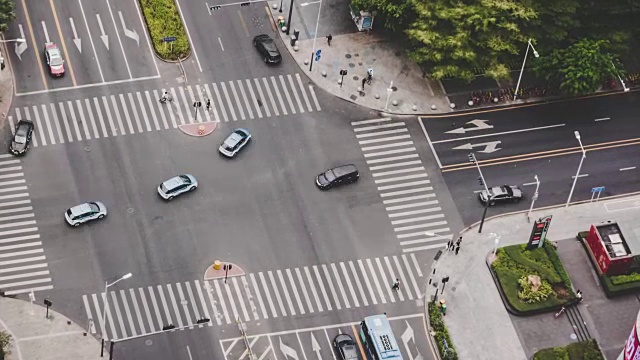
(409, 253, 423, 277)
(173, 0, 202, 72)
(308, 85, 321, 111)
(364, 147, 417, 158)
(118, 95, 135, 133)
(58, 102, 75, 141)
(278, 75, 296, 114)
(268, 270, 287, 316)
(374, 173, 428, 184)
(312, 265, 330, 311)
(358, 260, 377, 305)
(220, 83, 238, 121)
(359, 134, 411, 145)
(377, 180, 431, 191)
(84, 99, 100, 138)
(294, 268, 313, 313)
(402, 254, 422, 298)
(571, 174, 589, 178)
(105, 0, 132, 77)
(213, 280, 230, 324)
(231, 277, 250, 322)
(74, 100, 92, 140)
(351, 117, 391, 126)
(386, 200, 439, 211)
(138, 288, 156, 332)
(144, 91, 162, 130)
(295, 74, 313, 112)
(366, 154, 419, 165)
(394, 220, 450, 232)
(393, 255, 412, 300)
(391, 213, 445, 225)
(109, 95, 126, 135)
(287, 74, 304, 113)
(620, 167, 636, 171)
(383, 194, 435, 204)
(136, 92, 152, 131)
(228, 81, 246, 120)
(248, 274, 267, 319)
(370, 160, 422, 171)
(262, 77, 278, 116)
(79, 0, 105, 82)
(419, 117, 443, 169)
(245, 79, 262, 118)
(167, 284, 184, 328)
(354, 122, 405, 132)
(177, 87, 192, 124)
(218, 37, 224, 51)
(396, 228, 450, 238)
(276, 269, 296, 315)
(270, 76, 287, 115)
(203, 281, 222, 325)
(432, 123, 566, 144)
(236, 80, 253, 119)
(258, 272, 277, 318)
(594, 117, 610, 122)
(375, 257, 395, 302)
(403, 243, 448, 253)
(321, 264, 341, 310)
(362, 141, 414, 152)
(110, 291, 128, 339)
(194, 280, 213, 326)
(100, 97, 115, 137)
(285, 268, 305, 314)
(39, 105, 56, 144)
(30, 106, 47, 146)
(303, 266, 322, 312)
(253, 78, 270, 118)
(348, 261, 367, 306)
(129, 288, 146, 334)
(155, 285, 173, 329)
(331, 263, 350, 308)
(400, 234, 452, 246)
(212, 83, 229, 122)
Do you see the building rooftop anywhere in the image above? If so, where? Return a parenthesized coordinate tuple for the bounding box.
(596, 221, 640, 258)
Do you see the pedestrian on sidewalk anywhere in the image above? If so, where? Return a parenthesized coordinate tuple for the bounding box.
(206, 99, 211, 111)
(576, 290, 583, 302)
(392, 278, 400, 290)
(456, 236, 462, 247)
(326, 34, 332, 46)
(361, 77, 366, 89)
(447, 239, 453, 250)
(455, 245, 460, 255)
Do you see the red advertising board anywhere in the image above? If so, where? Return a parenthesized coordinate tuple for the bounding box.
(625, 324, 640, 360)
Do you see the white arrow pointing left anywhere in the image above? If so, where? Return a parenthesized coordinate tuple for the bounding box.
(401, 320, 424, 360)
(310, 333, 322, 360)
(69, 18, 81, 53)
(453, 140, 502, 153)
(446, 119, 494, 134)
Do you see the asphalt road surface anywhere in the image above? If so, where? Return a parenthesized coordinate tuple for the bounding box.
(420, 92, 640, 225)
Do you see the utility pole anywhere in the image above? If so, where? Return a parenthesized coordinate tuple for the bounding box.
(468, 153, 490, 233)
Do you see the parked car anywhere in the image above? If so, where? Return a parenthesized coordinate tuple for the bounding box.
(65, 201, 107, 226)
(9, 120, 34, 156)
(316, 164, 359, 190)
(333, 334, 359, 360)
(218, 128, 251, 158)
(253, 34, 282, 64)
(44, 42, 65, 77)
(479, 185, 523, 205)
(157, 174, 198, 200)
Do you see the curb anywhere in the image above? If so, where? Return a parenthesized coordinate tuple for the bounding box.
(178, 122, 218, 137)
(423, 295, 442, 360)
(204, 261, 245, 281)
(0, 39, 16, 127)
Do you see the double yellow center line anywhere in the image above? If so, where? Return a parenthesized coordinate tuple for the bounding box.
(442, 137, 640, 172)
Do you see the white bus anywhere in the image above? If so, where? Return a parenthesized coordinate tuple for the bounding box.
(359, 314, 403, 360)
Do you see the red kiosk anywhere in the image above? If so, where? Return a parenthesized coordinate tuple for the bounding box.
(584, 221, 638, 276)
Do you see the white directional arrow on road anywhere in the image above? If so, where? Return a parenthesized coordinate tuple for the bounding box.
(118, 11, 140, 46)
(96, 14, 109, 50)
(453, 140, 502, 153)
(310, 333, 322, 360)
(401, 320, 424, 360)
(446, 119, 494, 134)
(14, 24, 28, 61)
(69, 18, 81, 53)
(279, 337, 300, 360)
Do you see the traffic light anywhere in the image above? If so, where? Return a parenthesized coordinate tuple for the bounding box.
(209, 5, 221, 10)
(477, 177, 484, 186)
(467, 153, 476, 163)
(240, 2, 250, 6)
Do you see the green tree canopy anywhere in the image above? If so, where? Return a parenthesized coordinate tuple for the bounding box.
(0, 0, 16, 33)
(405, 0, 537, 81)
(533, 39, 622, 95)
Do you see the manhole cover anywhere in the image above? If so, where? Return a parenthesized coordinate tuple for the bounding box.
(345, 54, 352, 59)
(126, 208, 134, 214)
(352, 76, 359, 80)
(145, 339, 153, 346)
(84, 146, 91, 152)
(350, 94, 358, 101)
(570, 333, 577, 340)
(348, 63, 355, 68)
(391, 86, 398, 92)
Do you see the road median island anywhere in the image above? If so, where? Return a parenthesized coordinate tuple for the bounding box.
(139, 0, 191, 61)
(490, 242, 577, 315)
(427, 301, 458, 359)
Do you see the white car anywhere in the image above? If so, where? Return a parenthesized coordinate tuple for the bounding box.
(157, 174, 198, 200)
(65, 201, 107, 227)
(219, 128, 251, 158)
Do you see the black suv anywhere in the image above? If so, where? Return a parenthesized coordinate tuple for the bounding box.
(253, 34, 282, 64)
(316, 164, 359, 190)
(10, 120, 34, 156)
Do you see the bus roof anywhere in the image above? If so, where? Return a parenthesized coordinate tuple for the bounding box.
(363, 314, 402, 359)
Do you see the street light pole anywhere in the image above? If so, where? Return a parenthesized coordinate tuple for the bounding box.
(100, 273, 132, 357)
(468, 153, 490, 233)
(286, 0, 295, 35)
(611, 60, 630, 92)
(305, 0, 323, 72)
(527, 175, 540, 223)
(566, 131, 586, 208)
(514, 39, 539, 101)
(0, 38, 26, 43)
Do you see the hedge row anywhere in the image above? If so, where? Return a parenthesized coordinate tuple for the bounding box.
(533, 339, 604, 360)
(139, 0, 190, 60)
(428, 302, 458, 360)
(0, 331, 11, 360)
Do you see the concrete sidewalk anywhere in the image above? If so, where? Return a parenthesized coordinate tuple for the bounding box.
(431, 196, 640, 360)
(0, 296, 106, 360)
(268, 2, 451, 115)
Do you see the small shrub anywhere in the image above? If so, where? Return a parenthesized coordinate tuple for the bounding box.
(534, 340, 604, 360)
(428, 302, 458, 360)
(504, 245, 562, 283)
(0, 331, 11, 359)
(518, 276, 554, 303)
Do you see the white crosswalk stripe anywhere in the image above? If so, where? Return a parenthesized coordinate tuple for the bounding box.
(8, 74, 321, 149)
(352, 118, 454, 252)
(80, 254, 424, 340)
(0, 158, 52, 296)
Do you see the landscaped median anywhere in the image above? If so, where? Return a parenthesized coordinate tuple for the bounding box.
(532, 339, 604, 360)
(427, 302, 458, 360)
(139, 0, 190, 60)
(489, 241, 576, 315)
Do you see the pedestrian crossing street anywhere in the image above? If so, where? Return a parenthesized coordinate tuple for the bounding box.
(9, 73, 321, 147)
(82, 253, 425, 341)
(351, 118, 453, 253)
(0, 155, 52, 296)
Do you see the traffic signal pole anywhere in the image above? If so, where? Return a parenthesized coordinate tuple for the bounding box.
(468, 153, 490, 233)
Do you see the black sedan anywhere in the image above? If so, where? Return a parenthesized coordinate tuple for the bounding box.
(253, 34, 282, 64)
(333, 334, 359, 360)
(479, 185, 523, 206)
(10, 120, 34, 156)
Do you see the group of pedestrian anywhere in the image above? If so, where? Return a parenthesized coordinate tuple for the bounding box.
(447, 236, 462, 255)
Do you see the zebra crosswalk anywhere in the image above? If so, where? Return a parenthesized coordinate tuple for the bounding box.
(82, 253, 424, 341)
(351, 118, 453, 253)
(0, 155, 52, 296)
(9, 73, 321, 148)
